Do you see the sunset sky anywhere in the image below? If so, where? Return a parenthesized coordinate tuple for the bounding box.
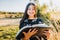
(0, 0, 60, 12)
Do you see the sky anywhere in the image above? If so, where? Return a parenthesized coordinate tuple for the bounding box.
(0, 0, 60, 12)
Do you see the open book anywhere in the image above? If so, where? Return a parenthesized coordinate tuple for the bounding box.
(16, 23, 51, 39)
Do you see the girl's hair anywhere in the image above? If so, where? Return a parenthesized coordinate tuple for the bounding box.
(20, 3, 38, 23)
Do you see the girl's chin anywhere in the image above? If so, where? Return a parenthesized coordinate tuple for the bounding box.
(29, 15, 34, 16)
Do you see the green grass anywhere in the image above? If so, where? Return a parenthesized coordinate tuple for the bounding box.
(0, 25, 19, 40)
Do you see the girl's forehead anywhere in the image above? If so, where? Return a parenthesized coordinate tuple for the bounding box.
(28, 5, 36, 9)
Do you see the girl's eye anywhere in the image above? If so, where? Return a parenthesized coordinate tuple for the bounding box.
(28, 8, 31, 10)
(32, 8, 35, 10)
(28, 8, 35, 11)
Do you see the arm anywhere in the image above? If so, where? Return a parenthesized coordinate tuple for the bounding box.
(22, 29, 38, 40)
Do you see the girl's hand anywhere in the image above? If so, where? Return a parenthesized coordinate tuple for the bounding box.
(22, 28, 38, 40)
(43, 30, 50, 39)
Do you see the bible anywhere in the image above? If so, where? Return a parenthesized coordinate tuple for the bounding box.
(16, 23, 51, 39)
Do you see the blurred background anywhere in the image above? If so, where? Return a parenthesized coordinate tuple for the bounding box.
(0, 0, 60, 40)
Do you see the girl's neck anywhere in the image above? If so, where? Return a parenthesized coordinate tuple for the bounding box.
(28, 16, 35, 19)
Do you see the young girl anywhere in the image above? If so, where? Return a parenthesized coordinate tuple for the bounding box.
(17, 3, 50, 40)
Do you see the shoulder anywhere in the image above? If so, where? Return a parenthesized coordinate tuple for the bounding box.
(20, 19, 28, 23)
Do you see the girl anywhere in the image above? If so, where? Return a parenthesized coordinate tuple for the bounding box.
(17, 3, 50, 40)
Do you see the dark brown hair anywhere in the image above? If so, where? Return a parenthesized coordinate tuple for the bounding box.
(20, 3, 37, 23)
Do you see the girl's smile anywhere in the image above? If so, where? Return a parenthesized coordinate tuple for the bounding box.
(27, 5, 36, 17)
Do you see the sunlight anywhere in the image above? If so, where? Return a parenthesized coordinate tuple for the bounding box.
(39, 0, 60, 11)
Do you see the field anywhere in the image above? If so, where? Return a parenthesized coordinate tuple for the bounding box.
(0, 11, 60, 40)
(0, 25, 60, 40)
(0, 0, 60, 40)
(0, 25, 19, 40)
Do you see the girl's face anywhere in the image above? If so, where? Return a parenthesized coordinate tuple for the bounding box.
(27, 5, 36, 17)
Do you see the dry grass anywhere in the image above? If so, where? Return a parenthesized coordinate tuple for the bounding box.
(0, 25, 19, 40)
(0, 25, 60, 40)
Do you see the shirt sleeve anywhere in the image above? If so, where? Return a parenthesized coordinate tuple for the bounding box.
(19, 21, 25, 29)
